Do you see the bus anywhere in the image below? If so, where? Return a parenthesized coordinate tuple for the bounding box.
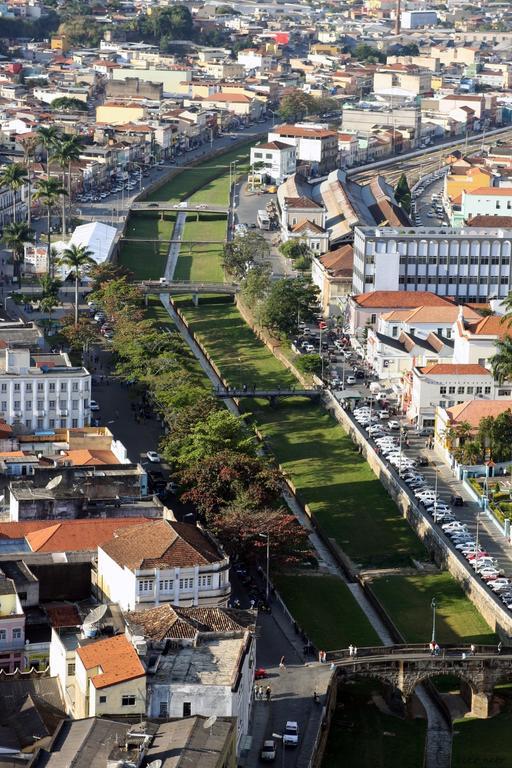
(257, 210, 271, 230)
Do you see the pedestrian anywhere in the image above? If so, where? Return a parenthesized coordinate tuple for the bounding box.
(462, 652, 467, 660)
(258, 685, 263, 699)
(470, 644, 476, 656)
(348, 644, 353, 657)
(353, 646, 358, 657)
(254, 683, 259, 699)
(330, 662, 336, 671)
(429, 641, 434, 655)
(319, 650, 324, 663)
(279, 656, 285, 669)
(265, 686, 271, 702)
(498, 642, 503, 655)
(434, 642, 440, 656)
(250, 598, 255, 609)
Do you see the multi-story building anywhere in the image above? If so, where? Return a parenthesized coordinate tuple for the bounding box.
(96, 519, 230, 610)
(373, 64, 432, 98)
(268, 124, 339, 175)
(352, 225, 512, 301)
(461, 187, 512, 224)
(341, 105, 421, 146)
(0, 568, 25, 672)
(0, 348, 91, 433)
(250, 140, 296, 185)
(311, 245, 353, 316)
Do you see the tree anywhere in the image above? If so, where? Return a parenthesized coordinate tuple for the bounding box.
(20, 134, 39, 228)
(88, 262, 133, 292)
(39, 294, 59, 331)
(57, 243, 96, 324)
(51, 134, 82, 235)
(394, 173, 411, 214)
(0, 163, 28, 224)
(240, 263, 271, 305)
(222, 231, 270, 279)
(89, 276, 142, 318)
(352, 43, 386, 63)
(60, 316, 98, 352)
(168, 410, 257, 466)
(151, 5, 193, 41)
(179, 450, 283, 518)
(279, 240, 313, 261)
(259, 276, 320, 336)
(296, 353, 322, 375)
(50, 97, 88, 112)
(36, 125, 61, 175)
(38, 273, 61, 301)
(33, 176, 67, 275)
(57, 16, 102, 46)
(491, 335, 512, 383)
(3, 222, 34, 279)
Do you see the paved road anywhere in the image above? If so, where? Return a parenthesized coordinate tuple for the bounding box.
(165, 213, 186, 282)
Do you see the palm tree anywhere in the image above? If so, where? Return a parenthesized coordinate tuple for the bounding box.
(491, 335, 512, 383)
(57, 244, 96, 324)
(0, 163, 28, 223)
(33, 177, 67, 276)
(51, 135, 82, 236)
(39, 272, 61, 302)
(39, 294, 59, 332)
(21, 134, 39, 228)
(2, 221, 34, 279)
(36, 125, 61, 176)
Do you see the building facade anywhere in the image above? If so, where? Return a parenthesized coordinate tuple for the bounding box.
(353, 225, 512, 301)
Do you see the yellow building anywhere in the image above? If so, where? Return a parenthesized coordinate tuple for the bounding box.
(51, 34, 68, 52)
(75, 634, 146, 719)
(95, 102, 147, 125)
(444, 162, 493, 204)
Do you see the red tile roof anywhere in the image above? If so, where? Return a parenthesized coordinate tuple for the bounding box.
(464, 315, 511, 338)
(0, 518, 150, 552)
(77, 635, 145, 689)
(354, 291, 454, 309)
(419, 363, 490, 376)
(446, 400, 512, 426)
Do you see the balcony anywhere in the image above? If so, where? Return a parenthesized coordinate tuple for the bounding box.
(0, 636, 25, 651)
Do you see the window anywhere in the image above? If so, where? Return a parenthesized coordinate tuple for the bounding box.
(37, 400, 44, 410)
(26, 384, 32, 392)
(440, 386, 447, 394)
(49, 419, 55, 428)
(183, 702, 191, 717)
(138, 579, 154, 592)
(38, 383, 44, 392)
(14, 400, 20, 410)
(457, 387, 464, 394)
(38, 418, 44, 429)
(179, 577, 194, 590)
(1, 402, 5, 411)
(72, 419, 78, 428)
(159, 701, 168, 717)
(12, 628, 21, 640)
(485, 386, 491, 394)
(392, 326, 398, 337)
(67, 662, 75, 675)
(49, 400, 55, 409)
(72, 382, 79, 391)
(59, 400, 66, 410)
(439, 400, 446, 408)
(198, 574, 213, 589)
(59, 419, 67, 428)
(475, 387, 483, 394)
(159, 579, 173, 592)
(122, 695, 136, 706)
(60, 382, 67, 391)
(448, 386, 455, 394)
(26, 400, 32, 410)
(370, 314, 377, 324)
(14, 383, 20, 391)
(72, 400, 79, 410)
(0, 384, 6, 392)
(0, 630, 6, 641)
(467, 386, 474, 394)
(49, 383, 55, 391)
(99, 695, 107, 703)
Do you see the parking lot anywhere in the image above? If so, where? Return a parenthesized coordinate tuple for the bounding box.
(350, 403, 512, 616)
(411, 173, 448, 227)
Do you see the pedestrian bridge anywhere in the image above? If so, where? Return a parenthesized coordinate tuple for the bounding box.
(326, 643, 512, 718)
(131, 201, 229, 214)
(215, 386, 323, 402)
(140, 280, 239, 296)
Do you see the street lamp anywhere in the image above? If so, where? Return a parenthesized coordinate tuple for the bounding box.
(431, 597, 437, 644)
(258, 532, 270, 603)
(4, 294, 12, 312)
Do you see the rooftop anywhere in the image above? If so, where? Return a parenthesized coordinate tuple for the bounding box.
(151, 635, 246, 688)
(144, 717, 236, 768)
(354, 291, 454, 309)
(418, 363, 491, 376)
(77, 634, 145, 689)
(445, 399, 512, 426)
(127, 604, 255, 642)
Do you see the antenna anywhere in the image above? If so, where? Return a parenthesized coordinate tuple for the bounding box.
(46, 475, 63, 490)
(82, 604, 108, 629)
(203, 715, 217, 733)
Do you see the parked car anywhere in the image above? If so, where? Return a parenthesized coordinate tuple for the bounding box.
(450, 495, 464, 507)
(89, 400, 100, 411)
(346, 375, 356, 385)
(387, 420, 401, 430)
(146, 450, 161, 463)
(255, 668, 267, 680)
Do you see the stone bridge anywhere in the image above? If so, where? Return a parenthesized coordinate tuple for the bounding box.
(327, 644, 512, 718)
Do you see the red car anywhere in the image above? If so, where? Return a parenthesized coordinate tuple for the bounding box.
(255, 668, 267, 680)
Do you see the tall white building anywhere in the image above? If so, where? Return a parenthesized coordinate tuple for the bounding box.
(353, 225, 512, 301)
(0, 348, 91, 432)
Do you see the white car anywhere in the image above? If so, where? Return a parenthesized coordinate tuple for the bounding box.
(346, 375, 357, 385)
(489, 579, 511, 592)
(146, 451, 161, 463)
(387, 420, 401, 430)
(89, 400, 100, 411)
(283, 721, 299, 747)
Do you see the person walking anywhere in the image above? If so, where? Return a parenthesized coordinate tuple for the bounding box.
(348, 644, 354, 657)
(265, 686, 271, 702)
(498, 641, 503, 655)
(254, 683, 259, 700)
(353, 646, 358, 657)
(470, 644, 476, 656)
(279, 656, 285, 669)
(258, 685, 263, 699)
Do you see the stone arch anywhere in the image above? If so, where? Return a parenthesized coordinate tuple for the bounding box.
(404, 669, 479, 700)
(336, 667, 403, 695)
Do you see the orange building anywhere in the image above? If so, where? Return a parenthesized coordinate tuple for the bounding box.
(444, 161, 493, 205)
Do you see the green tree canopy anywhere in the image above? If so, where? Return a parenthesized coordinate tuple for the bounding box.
(222, 231, 270, 279)
(259, 276, 320, 336)
(152, 5, 193, 41)
(394, 173, 412, 214)
(51, 97, 87, 112)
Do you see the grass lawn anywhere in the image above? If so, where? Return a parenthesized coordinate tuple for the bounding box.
(174, 214, 226, 282)
(146, 143, 252, 203)
(274, 574, 380, 650)
(118, 212, 176, 280)
(371, 573, 496, 644)
(323, 680, 426, 768)
(178, 299, 425, 568)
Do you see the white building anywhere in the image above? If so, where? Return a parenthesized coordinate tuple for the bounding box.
(237, 49, 272, 72)
(53, 222, 117, 281)
(97, 519, 230, 611)
(268, 124, 339, 175)
(401, 10, 438, 28)
(250, 141, 296, 185)
(452, 312, 509, 367)
(0, 348, 91, 432)
(126, 604, 255, 753)
(353, 225, 512, 301)
(461, 187, 512, 223)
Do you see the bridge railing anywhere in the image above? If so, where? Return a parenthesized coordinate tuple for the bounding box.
(326, 643, 504, 662)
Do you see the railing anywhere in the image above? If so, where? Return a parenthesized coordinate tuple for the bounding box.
(326, 643, 505, 663)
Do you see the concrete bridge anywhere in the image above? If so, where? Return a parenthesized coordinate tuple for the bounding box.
(215, 386, 323, 402)
(131, 201, 229, 214)
(140, 280, 239, 298)
(327, 644, 512, 718)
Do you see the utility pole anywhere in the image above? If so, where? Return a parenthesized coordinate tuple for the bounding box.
(395, 0, 401, 35)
